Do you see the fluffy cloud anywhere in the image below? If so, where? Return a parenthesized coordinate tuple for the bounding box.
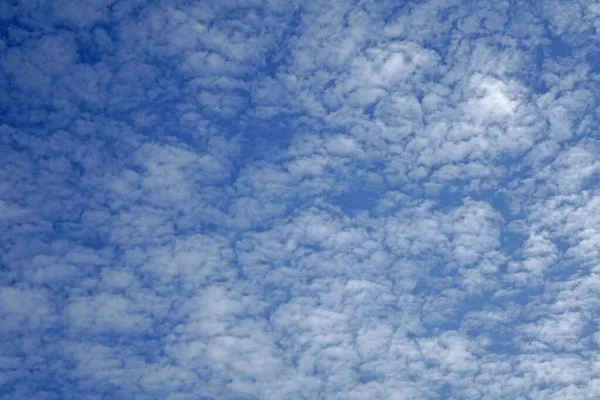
(1, 0, 600, 399)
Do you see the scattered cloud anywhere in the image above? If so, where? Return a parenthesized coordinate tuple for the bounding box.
(1, 0, 600, 399)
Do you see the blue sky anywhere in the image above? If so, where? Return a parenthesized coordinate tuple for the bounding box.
(1, 0, 600, 399)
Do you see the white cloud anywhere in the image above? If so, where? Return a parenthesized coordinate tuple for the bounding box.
(2, 0, 600, 398)
(0, 286, 54, 332)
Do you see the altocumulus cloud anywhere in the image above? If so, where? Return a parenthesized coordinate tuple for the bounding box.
(1, 0, 600, 399)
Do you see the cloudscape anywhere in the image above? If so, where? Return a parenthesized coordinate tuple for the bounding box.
(1, 0, 600, 398)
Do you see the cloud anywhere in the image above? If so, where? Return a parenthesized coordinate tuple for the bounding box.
(2, 0, 600, 399)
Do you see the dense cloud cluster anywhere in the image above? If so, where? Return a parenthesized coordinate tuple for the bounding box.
(1, 0, 600, 398)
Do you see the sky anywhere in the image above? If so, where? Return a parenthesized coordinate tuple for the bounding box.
(1, 0, 600, 399)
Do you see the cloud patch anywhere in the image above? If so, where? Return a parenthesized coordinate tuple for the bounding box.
(2, 0, 600, 399)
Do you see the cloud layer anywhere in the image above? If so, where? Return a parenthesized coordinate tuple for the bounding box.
(1, 0, 600, 398)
